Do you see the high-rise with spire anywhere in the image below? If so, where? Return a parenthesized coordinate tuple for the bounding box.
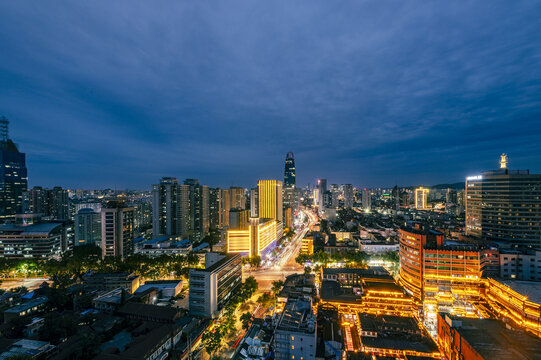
(0, 117, 28, 219)
(283, 152, 296, 212)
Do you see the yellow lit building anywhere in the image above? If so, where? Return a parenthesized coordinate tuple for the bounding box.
(414, 187, 429, 210)
(301, 236, 314, 255)
(284, 207, 292, 231)
(226, 218, 277, 257)
(257, 180, 283, 223)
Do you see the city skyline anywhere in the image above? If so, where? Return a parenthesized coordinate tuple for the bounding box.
(1, 2, 540, 188)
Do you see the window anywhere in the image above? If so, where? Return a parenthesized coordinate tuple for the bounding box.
(291, 336, 294, 340)
(291, 346, 294, 350)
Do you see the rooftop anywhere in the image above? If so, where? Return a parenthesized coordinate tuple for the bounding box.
(500, 280, 541, 305)
(276, 297, 315, 334)
(0, 222, 62, 235)
(442, 313, 541, 360)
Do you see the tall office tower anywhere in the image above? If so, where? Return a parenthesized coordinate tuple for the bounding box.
(184, 179, 209, 241)
(134, 200, 152, 230)
(27, 186, 48, 214)
(465, 154, 541, 248)
(229, 187, 246, 210)
(179, 184, 191, 237)
(362, 188, 371, 210)
(414, 187, 429, 210)
(49, 186, 69, 220)
(250, 188, 258, 218)
(74, 208, 101, 246)
(229, 209, 249, 230)
(101, 201, 135, 259)
(152, 177, 181, 237)
(401, 192, 411, 208)
(446, 188, 458, 204)
(283, 152, 296, 211)
(221, 189, 231, 227)
(284, 152, 296, 188)
(0, 117, 28, 219)
(258, 180, 283, 223)
(392, 185, 400, 210)
(316, 179, 327, 209)
(343, 184, 354, 209)
(330, 184, 340, 209)
(209, 188, 223, 229)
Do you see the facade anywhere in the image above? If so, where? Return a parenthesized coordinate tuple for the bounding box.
(283, 152, 296, 212)
(184, 179, 209, 241)
(229, 209, 249, 230)
(229, 187, 246, 210)
(362, 188, 371, 210)
(0, 220, 65, 259)
(437, 312, 541, 360)
(209, 187, 222, 229)
(399, 223, 498, 320)
(83, 272, 140, 293)
(101, 201, 135, 259)
(221, 188, 231, 227)
(226, 218, 278, 257)
(257, 180, 283, 223)
(465, 156, 541, 247)
(25, 186, 69, 220)
(189, 253, 242, 318)
(274, 297, 317, 360)
(316, 179, 327, 209)
(250, 187, 258, 218)
(0, 117, 27, 220)
(414, 187, 429, 210)
(74, 208, 101, 246)
(343, 184, 353, 209)
(152, 177, 182, 237)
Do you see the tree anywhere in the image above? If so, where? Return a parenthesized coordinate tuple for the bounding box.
(243, 276, 258, 299)
(202, 329, 223, 358)
(240, 312, 252, 330)
(249, 256, 261, 268)
(271, 280, 284, 296)
(257, 292, 273, 309)
(304, 266, 312, 274)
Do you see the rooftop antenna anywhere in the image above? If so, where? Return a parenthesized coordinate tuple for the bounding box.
(0, 116, 8, 142)
(500, 153, 508, 169)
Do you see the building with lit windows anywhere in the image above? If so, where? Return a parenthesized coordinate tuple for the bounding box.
(414, 187, 429, 210)
(101, 201, 135, 259)
(343, 184, 353, 209)
(258, 180, 283, 223)
(301, 236, 314, 255)
(189, 252, 242, 318)
(209, 187, 222, 229)
(362, 188, 371, 210)
(152, 177, 182, 237)
(399, 223, 498, 320)
(274, 297, 316, 360)
(465, 154, 541, 248)
(283, 152, 296, 212)
(0, 117, 27, 220)
(226, 218, 278, 257)
(74, 208, 101, 246)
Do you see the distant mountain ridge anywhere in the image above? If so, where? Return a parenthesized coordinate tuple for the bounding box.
(430, 182, 465, 190)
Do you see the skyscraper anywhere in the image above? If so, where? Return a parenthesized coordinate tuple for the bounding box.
(362, 188, 371, 210)
(209, 187, 223, 229)
(25, 186, 69, 220)
(343, 184, 354, 209)
(152, 177, 181, 237)
(101, 200, 135, 259)
(465, 154, 541, 248)
(184, 179, 209, 241)
(250, 188, 258, 218)
(316, 179, 327, 209)
(330, 184, 340, 209)
(414, 187, 429, 210)
(75, 208, 101, 246)
(229, 187, 246, 210)
(258, 180, 283, 223)
(0, 117, 28, 219)
(284, 152, 296, 188)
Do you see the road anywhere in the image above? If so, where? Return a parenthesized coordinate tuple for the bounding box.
(244, 209, 318, 290)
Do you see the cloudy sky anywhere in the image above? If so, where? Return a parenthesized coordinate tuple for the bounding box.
(1, 1, 540, 189)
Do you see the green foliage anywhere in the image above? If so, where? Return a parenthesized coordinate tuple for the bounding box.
(271, 280, 284, 296)
(296, 250, 369, 268)
(39, 313, 76, 344)
(202, 329, 223, 357)
(256, 292, 273, 309)
(240, 312, 252, 330)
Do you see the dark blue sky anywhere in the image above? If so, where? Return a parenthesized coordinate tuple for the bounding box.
(1, 1, 540, 189)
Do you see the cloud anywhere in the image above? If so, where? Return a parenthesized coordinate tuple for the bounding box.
(0, 0, 540, 188)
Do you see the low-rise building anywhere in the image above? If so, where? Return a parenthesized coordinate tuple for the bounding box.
(437, 312, 541, 360)
(0, 221, 66, 259)
(83, 272, 140, 294)
(274, 297, 317, 360)
(0, 339, 55, 360)
(3, 297, 48, 323)
(189, 252, 242, 318)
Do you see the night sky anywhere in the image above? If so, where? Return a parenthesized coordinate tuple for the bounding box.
(1, 1, 540, 189)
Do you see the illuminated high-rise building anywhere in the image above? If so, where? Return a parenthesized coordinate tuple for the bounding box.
(316, 179, 327, 209)
(257, 180, 283, 223)
(229, 209, 249, 230)
(284, 152, 296, 188)
(362, 188, 371, 210)
(226, 218, 278, 257)
(184, 179, 209, 241)
(101, 200, 135, 259)
(465, 155, 541, 248)
(250, 188, 258, 218)
(414, 187, 429, 210)
(330, 184, 340, 209)
(221, 189, 231, 227)
(0, 117, 28, 219)
(75, 208, 101, 246)
(229, 187, 246, 210)
(152, 177, 181, 237)
(343, 184, 354, 209)
(209, 188, 222, 229)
